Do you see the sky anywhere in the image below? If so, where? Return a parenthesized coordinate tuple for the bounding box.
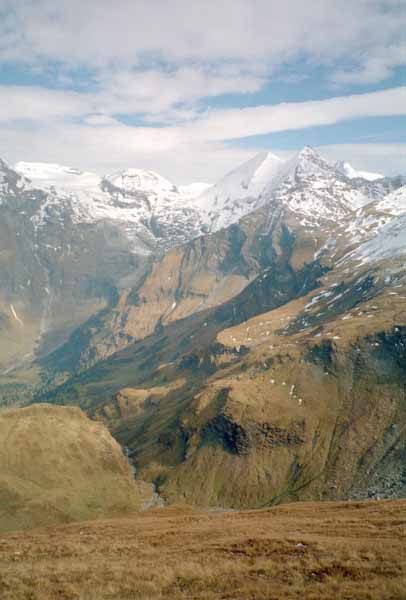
(0, 0, 405, 183)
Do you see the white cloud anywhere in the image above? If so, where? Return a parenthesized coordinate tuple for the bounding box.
(0, 66, 266, 125)
(0, 121, 256, 182)
(182, 87, 406, 141)
(83, 114, 120, 126)
(1, 87, 406, 181)
(333, 44, 406, 86)
(1, 1, 405, 83)
(0, 86, 90, 121)
(1, 83, 405, 131)
(95, 67, 266, 119)
(0, 2, 406, 182)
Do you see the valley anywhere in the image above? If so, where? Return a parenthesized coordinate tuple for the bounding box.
(2, 4, 406, 599)
(1, 146, 406, 513)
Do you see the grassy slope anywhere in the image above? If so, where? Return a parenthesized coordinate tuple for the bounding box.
(0, 404, 153, 532)
(27, 203, 406, 509)
(0, 499, 405, 600)
(35, 252, 406, 509)
(159, 286, 406, 506)
(88, 283, 406, 507)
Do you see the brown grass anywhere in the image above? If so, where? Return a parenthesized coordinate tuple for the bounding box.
(1, 499, 405, 599)
(0, 404, 154, 532)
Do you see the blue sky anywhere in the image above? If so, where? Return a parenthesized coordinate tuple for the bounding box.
(0, 0, 405, 182)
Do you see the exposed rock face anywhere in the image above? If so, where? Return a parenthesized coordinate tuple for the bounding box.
(36, 202, 406, 508)
(87, 316, 406, 509)
(3, 147, 406, 510)
(201, 412, 306, 456)
(0, 404, 155, 531)
(40, 206, 327, 376)
(1, 148, 404, 380)
(0, 166, 152, 375)
(29, 147, 406, 378)
(0, 160, 208, 377)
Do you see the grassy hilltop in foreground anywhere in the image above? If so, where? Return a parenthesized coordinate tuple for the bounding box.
(1, 499, 405, 600)
(0, 404, 154, 532)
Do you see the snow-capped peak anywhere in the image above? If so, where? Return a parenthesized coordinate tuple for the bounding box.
(258, 146, 333, 197)
(335, 160, 383, 182)
(14, 161, 101, 191)
(5, 150, 402, 260)
(188, 150, 283, 230)
(247, 151, 284, 194)
(282, 145, 334, 179)
(260, 146, 382, 224)
(298, 145, 320, 159)
(0, 159, 31, 194)
(197, 150, 282, 204)
(105, 168, 178, 196)
(178, 182, 212, 197)
(15, 161, 199, 202)
(335, 160, 385, 181)
(0, 157, 18, 177)
(8, 161, 209, 254)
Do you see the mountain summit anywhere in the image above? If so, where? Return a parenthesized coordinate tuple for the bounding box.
(191, 150, 283, 229)
(2, 146, 406, 512)
(0, 148, 404, 380)
(335, 160, 384, 181)
(104, 168, 178, 196)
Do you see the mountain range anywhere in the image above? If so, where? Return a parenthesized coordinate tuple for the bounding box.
(1, 146, 406, 509)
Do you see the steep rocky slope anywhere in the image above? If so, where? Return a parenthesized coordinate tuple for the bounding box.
(335, 160, 384, 181)
(0, 404, 154, 531)
(3, 147, 406, 510)
(36, 159, 406, 507)
(40, 251, 406, 508)
(36, 147, 406, 375)
(0, 149, 403, 384)
(0, 160, 211, 382)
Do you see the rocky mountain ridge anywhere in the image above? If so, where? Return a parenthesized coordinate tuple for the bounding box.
(33, 147, 406, 372)
(2, 145, 406, 510)
(1, 147, 405, 380)
(0, 159, 214, 375)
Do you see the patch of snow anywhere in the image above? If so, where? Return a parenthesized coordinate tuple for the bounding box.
(179, 182, 212, 197)
(10, 304, 24, 327)
(15, 161, 102, 191)
(105, 168, 177, 196)
(376, 185, 406, 216)
(349, 214, 406, 265)
(335, 161, 383, 182)
(191, 151, 283, 230)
